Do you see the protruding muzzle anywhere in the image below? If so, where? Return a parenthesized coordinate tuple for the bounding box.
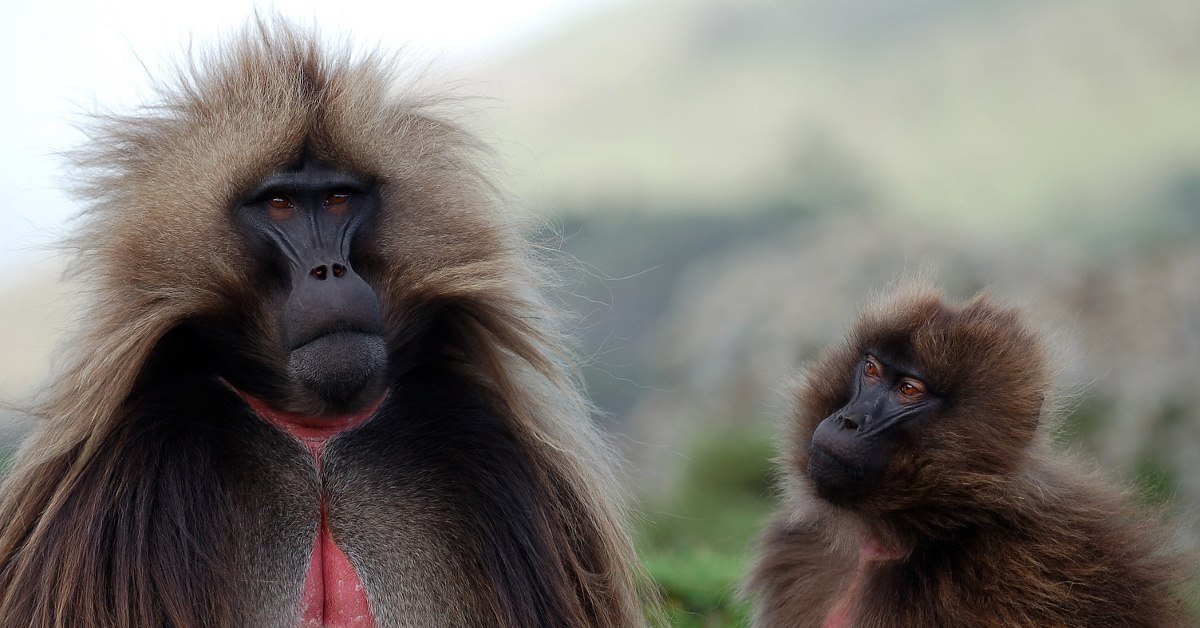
(282, 257, 386, 405)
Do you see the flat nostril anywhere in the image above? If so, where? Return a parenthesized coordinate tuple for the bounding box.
(332, 263, 347, 278)
(310, 265, 328, 280)
(839, 416, 860, 431)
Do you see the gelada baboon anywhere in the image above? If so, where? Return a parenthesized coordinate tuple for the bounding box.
(747, 286, 1190, 627)
(0, 20, 644, 628)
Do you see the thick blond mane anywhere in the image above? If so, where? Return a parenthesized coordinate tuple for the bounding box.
(0, 19, 643, 627)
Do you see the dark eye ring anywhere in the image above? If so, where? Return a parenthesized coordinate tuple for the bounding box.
(864, 357, 881, 378)
(898, 379, 927, 399)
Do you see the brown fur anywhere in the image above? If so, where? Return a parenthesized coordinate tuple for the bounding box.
(747, 285, 1191, 627)
(0, 19, 645, 628)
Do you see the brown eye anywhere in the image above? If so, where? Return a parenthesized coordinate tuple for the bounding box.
(265, 196, 294, 220)
(864, 357, 881, 378)
(324, 192, 350, 216)
(898, 379, 927, 400)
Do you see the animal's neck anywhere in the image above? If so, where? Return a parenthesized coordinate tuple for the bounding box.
(822, 535, 905, 628)
(238, 388, 387, 627)
(238, 390, 387, 458)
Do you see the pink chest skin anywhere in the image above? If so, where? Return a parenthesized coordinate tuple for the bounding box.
(822, 537, 905, 628)
(239, 392, 385, 628)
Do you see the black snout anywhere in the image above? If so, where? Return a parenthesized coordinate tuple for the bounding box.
(284, 260, 383, 349)
(807, 411, 888, 505)
(282, 258, 387, 405)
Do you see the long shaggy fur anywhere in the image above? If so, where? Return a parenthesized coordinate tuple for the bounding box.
(0, 20, 643, 628)
(747, 284, 1191, 627)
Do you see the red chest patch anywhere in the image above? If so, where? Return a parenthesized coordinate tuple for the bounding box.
(822, 536, 905, 628)
(238, 391, 385, 628)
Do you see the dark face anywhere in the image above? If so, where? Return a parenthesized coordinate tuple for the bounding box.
(807, 352, 942, 506)
(235, 159, 386, 412)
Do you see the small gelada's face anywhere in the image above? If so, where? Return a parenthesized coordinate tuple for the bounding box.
(807, 352, 941, 505)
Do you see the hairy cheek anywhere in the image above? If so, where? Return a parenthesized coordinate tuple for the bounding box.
(880, 448, 929, 499)
(795, 438, 818, 477)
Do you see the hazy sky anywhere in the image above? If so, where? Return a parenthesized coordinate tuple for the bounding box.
(0, 0, 612, 286)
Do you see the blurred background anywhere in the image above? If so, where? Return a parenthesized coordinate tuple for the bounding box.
(2, 0, 1198, 625)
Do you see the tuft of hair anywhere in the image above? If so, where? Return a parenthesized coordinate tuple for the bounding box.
(0, 18, 645, 628)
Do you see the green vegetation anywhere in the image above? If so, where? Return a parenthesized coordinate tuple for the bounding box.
(1132, 454, 1179, 508)
(1059, 401, 1184, 509)
(638, 428, 777, 627)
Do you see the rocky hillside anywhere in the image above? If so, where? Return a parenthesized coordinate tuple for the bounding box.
(620, 214, 1200, 512)
(478, 0, 1200, 238)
